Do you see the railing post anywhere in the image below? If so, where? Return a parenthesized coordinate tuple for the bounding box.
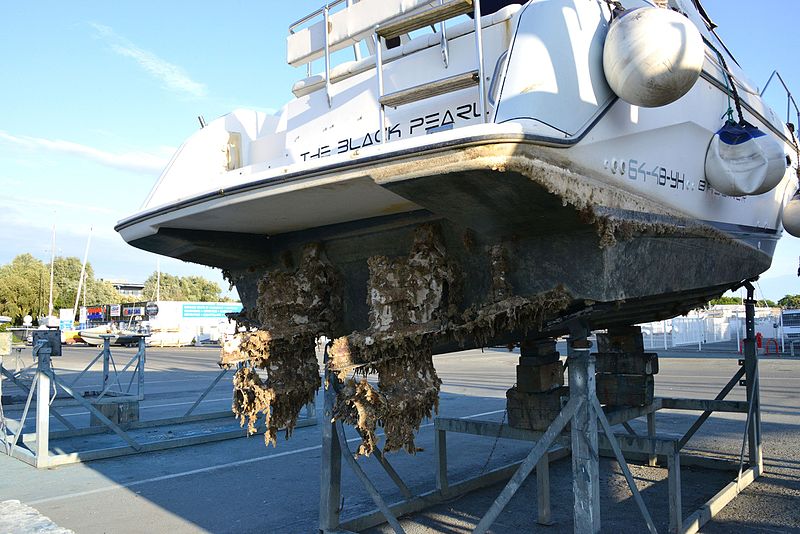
(323, 5, 332, 107)
(647, 411, 657, 467)
(102, 336, 111, 391)
(667, 445, 682, 534)
(743, 284, 763, 474)
(568, 331, 601, 533)
(35, 345, 51, 468)
(137, 336, 146, 401)
(536, 453, 553, 525)
(320, 344, 342, 532)
(435, 427, 448, 495)
(346, 0, 362, 61)
(375, 32, 386, 143)
(473, 0, 487, 122)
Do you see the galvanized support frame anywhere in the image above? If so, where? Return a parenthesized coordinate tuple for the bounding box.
(566, 331, 601, 533)
(320, 347, 343, 533)
(1, 339, 317, 468)
(317, 288, 765, 533)
(742, 284, 763, 474)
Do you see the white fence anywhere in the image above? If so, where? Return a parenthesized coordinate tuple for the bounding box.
(638, 310, 783, 351)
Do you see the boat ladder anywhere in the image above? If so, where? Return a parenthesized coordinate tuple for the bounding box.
(374, 0, 489, 141)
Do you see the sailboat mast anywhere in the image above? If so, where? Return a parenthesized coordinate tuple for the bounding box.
(73, 228, 92, 321)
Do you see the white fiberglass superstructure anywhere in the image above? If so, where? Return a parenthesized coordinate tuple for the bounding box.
(118, 0, 799, 341)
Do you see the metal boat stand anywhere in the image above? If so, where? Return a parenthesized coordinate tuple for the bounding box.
(318, 282, 763, 534)
(0, 335, 317, 468)
(1, 335, 146, 409)
(0, 334, 148, 468)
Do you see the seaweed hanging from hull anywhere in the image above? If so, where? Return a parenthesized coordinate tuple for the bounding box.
(220, 243, 341, 446)
(224, 330, 319, 446)
(222, 226, 576, 456)
(328, 225, 454, 456)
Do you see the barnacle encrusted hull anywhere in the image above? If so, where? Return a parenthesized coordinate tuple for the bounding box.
(329, 341, 441, 456)
(220, 244, 339, 446)
(327, 226, 455, 455)
(222, 330, 319, 446)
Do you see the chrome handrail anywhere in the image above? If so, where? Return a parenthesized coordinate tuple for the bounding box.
(288, 0, 348, 34)
(761, 70, 800, 134)
(473, 0, 487, 123)
(289, 0, 362, 81)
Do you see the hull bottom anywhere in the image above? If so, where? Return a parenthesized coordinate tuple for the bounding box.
(126, 147, 774, 349)
(132, 208, 769, 349)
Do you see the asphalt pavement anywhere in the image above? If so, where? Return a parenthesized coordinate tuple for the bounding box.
(0, 343, 797, 533)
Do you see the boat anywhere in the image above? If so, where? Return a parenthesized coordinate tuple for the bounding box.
(79, 326, 119, 346)
(115, 328, 147, 347)
(116, 0, 799, 451)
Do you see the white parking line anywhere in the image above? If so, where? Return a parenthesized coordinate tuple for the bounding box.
(29, 408, 506, 505)
(15, 397, 232, 420)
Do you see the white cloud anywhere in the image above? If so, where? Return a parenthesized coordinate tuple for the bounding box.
(0, 195, 117, 241)
(90, 22, 207, 99)
(0, 130, 170, 174)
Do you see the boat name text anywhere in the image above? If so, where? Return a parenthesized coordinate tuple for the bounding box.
(299, 102, 481, 161)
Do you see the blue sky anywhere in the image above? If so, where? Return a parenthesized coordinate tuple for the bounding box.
(0, 1, 798, 303)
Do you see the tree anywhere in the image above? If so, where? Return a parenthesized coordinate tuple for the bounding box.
(709, 296, 776, 308)
(0, 254, 47, 322)
(50, 256, 87, 310)
(0, 254, 128, 323)
(778, 295, 800, 309)
(86, 279, 123, 305)
(181, 275, 223, 302)
(142, 272, 225, 302)
(709, 296, 741, 306)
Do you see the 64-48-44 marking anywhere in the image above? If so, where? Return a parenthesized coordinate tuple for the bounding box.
(626, 159, 689, 190)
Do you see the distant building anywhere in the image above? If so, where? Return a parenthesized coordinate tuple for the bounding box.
(104, 280, 145, 299)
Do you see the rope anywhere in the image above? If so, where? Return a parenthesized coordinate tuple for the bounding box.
(709, 42, 744, 124)
(601, 0, 625, 18)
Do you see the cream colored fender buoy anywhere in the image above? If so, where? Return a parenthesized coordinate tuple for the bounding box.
(603, 7, 704, 107)
(705, 121, 787, 196)
(782, 189, 800, 237)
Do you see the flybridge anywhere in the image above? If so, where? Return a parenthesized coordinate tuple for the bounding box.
(288, 0, 496, 137)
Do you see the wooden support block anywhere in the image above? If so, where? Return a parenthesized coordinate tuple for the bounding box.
(595, 352, 659, 375)
(596, 374, 653, 407)
(507, 386, 569, 430)
(520, 339, 557, 357)
(517, 361, 564, 393)
(596, 326, 644, 354)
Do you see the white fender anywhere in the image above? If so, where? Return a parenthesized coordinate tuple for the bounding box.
(603, 7, 704, 108)
(705, 122, 787, 196)
(782, 189, 800, 237)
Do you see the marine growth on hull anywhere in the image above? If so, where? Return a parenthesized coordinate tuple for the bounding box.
(220, 225, 574, 455)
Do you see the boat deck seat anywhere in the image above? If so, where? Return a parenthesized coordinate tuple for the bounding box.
(291, 3, 521, 98)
